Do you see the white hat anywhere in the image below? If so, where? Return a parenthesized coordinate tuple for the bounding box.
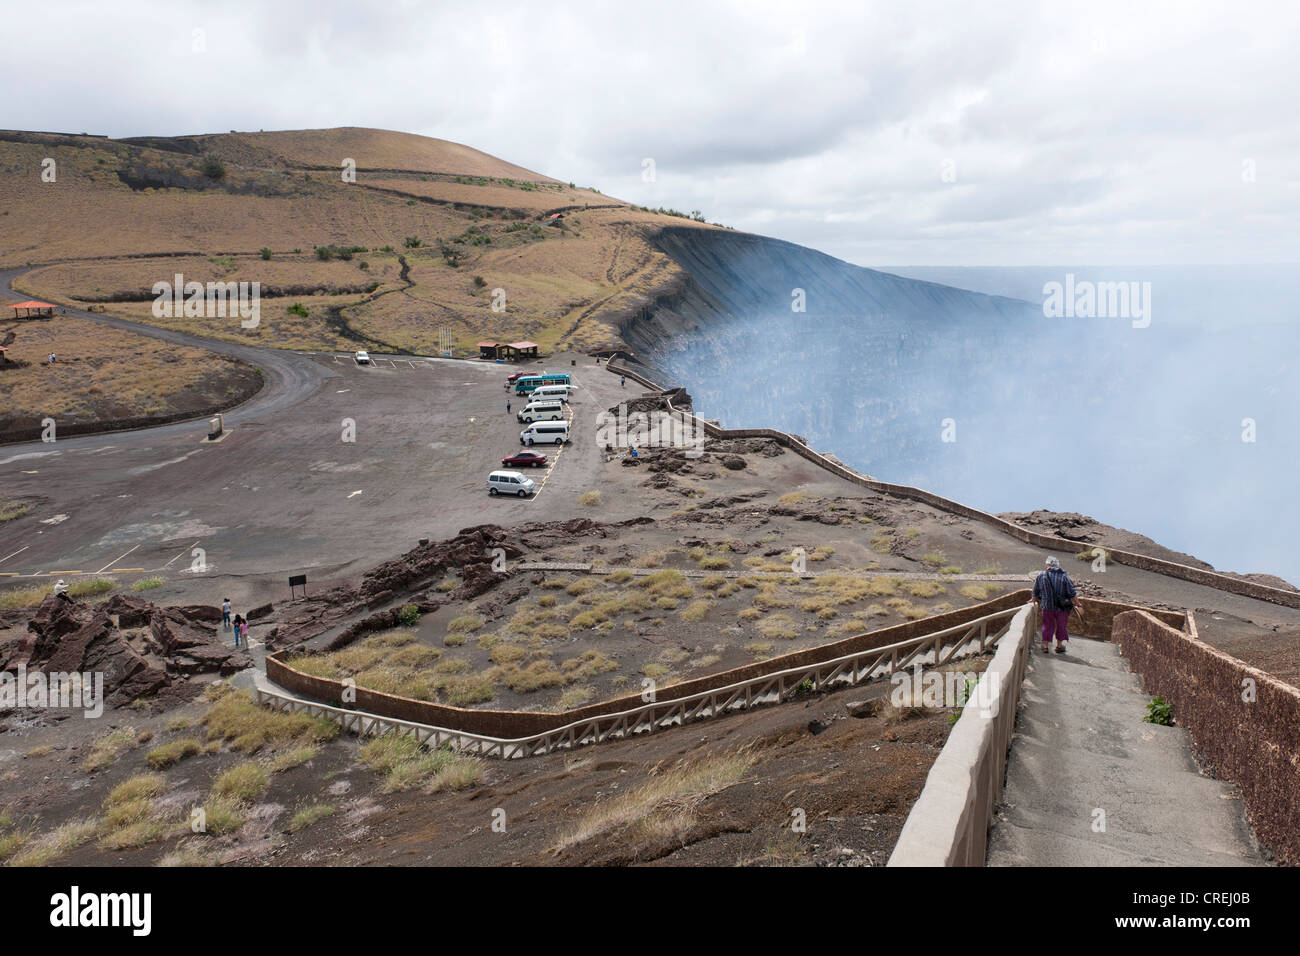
(1045, 556, 1059, 567)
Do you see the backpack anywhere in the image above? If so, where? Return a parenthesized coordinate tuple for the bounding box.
(1048, 569, 1073, 610)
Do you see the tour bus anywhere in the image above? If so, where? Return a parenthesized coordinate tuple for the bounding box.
(514, 372, 571, 395)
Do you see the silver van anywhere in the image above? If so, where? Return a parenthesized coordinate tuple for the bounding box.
(532, 384, 571, 403)
(487, 470, 536, 497)
(520, 421, 570, 446)
(517, 399, 564, 423)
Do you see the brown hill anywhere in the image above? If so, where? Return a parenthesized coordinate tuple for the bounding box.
(0, 127, 716, 355)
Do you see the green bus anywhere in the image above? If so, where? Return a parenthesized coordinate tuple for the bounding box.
(514, 372, 572, 395)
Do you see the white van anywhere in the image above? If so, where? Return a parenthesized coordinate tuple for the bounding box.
(487, 470, 536, 497)
(532, 384, 571, 403)
(520, 421, 570, 446)
(517, 399, 564, 423)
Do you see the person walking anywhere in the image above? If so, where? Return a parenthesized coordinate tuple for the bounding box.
(232, 614, 243, 649)
(620, 375, 626, 387)
(239, 617, 250, 650)
(506, 399, 511, 414)
(1032, 556, 1082, 654)
(222, 597, 232, 631)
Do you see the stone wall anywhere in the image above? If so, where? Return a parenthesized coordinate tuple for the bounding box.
(1114, 609, 1300, 866)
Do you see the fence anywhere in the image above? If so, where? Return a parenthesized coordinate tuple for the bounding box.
(259, 604, 1024, 759)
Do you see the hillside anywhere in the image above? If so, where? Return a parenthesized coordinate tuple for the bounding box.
(0, 127, 715, 356)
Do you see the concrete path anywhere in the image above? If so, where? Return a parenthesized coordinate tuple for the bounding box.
(987, 636, 1265, 866)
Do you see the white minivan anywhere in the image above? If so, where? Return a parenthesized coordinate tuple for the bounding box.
(520, 421, 570, 446)
(487, 470, 536, 497)
(532, 384, 570, 403)
(517, 399, 564, 423)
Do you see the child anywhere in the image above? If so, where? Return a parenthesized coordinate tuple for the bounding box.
(239, 617, 250, 649)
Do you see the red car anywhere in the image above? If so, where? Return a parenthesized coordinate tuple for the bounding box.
(502, 451, 548, 468)
(505, 371, 525, 386)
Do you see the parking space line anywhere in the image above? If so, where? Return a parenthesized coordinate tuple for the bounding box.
(160, 539, 200, 571)
(97, 544, 139, 574)
(0, 546, 29, 566)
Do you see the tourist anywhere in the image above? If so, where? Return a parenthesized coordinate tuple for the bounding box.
(620, 375, 626, 387)
(54, 579, 72, 604)
(1032, 556, 1082, 654)
(506, 400, 511, 414)
(239, 617, 250, 649)
(222, 597, 232, 630)
(232, 614, 244, 648)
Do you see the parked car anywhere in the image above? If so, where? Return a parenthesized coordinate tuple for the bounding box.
(355, 350, 371, 365)
(502, 451, 548, 468)
(487, 470, 536, 497)
(505, 371, 526, 387)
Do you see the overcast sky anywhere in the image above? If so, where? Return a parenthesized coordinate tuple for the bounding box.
(7, 0, 1298, 266)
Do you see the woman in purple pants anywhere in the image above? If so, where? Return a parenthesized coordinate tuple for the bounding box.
(1032, 556, 1083, 654)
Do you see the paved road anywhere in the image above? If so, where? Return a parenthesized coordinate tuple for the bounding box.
(987, 636, 1265, 866)
(0, 268, 626, 612)
(1, 267, 333, 445)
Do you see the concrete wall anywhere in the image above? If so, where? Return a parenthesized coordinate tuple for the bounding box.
(887, 604, 1036, 866)
(609, 362, 1300, 610)
(1114, 609, 1300, 866)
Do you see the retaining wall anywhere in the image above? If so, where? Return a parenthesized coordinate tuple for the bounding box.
(607, 362, 1300, 610)
(887, 605, 1036, 866)
(1114, 609, 1300, 866)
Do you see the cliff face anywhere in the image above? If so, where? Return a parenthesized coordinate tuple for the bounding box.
(618, 226, 1049, 484)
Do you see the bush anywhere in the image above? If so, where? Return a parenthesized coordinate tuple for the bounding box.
(287, 303, 309, 318)
(259, 247, 272, 260)
(397, 604, 420, 627)
(200, 155, 226, 180)
(403, 236, 422, 248)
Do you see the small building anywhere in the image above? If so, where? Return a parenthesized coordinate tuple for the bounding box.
(504, 341, 538, 361)
(10, 300, 56, 319)
(478, 341, 503, 360)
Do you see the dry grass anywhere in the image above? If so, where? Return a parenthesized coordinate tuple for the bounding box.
(553, 751, 756, 853)
(200, 686, 339, 753)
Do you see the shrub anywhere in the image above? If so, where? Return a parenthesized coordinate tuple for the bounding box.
(147, 738, 201, 769)
(212, 761, 270, 802)
(397, 604, 420, 627)
(259, 247, 272, 260)
(403, 236, 422, 248)
(579, 491, 601, 506)
(287, 302, 309, 318)
(200, 154, 226, 180)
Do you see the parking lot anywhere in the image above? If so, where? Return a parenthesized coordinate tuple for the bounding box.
(0, 350, 628, 608)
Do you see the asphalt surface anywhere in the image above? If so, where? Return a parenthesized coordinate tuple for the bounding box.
(1, 268, 625, 608)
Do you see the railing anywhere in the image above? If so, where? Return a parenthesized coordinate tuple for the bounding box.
(257, 605, 1023, 759)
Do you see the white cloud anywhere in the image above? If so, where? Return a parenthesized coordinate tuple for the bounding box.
(6, 0, 1297, 265)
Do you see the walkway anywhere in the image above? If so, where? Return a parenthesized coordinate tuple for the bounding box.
(987, 637, 1265, 866)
